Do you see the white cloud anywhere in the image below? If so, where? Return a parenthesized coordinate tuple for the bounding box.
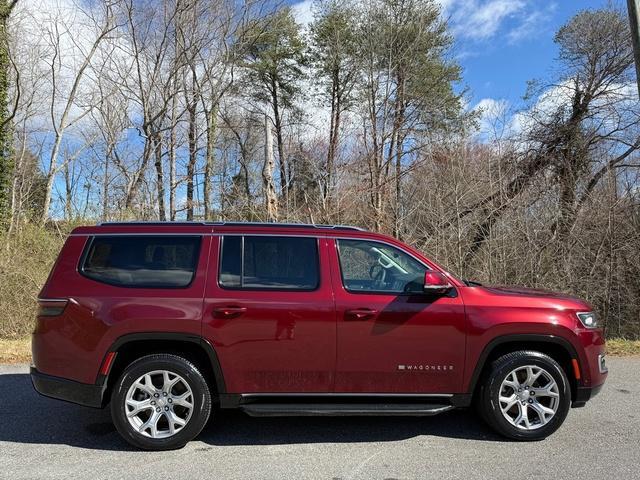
(473, 97, 512, 138)
(10, 0, 129, 135)
(292, 0, 549, 44)
(292, 0, 314, 27)
(507, 3, 557, 44)
(443, 0, 526, 40)
(441, 0, 553, 44)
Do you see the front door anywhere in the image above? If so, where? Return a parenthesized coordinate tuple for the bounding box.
(329, 238, 466, 394)
(203, 235, 336, 393)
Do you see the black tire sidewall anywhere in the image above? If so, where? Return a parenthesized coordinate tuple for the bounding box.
(482, 352, 571, 440)
(110, 355, 211, 450)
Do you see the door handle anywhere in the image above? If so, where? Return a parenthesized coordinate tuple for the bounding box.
(212, 306, 247, 319)
(345, 308, 378, 321)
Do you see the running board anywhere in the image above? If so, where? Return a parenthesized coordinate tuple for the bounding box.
(240, 403, 455, 417)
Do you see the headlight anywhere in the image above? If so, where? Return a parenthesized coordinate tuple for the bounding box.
(577, 312, 598, 328)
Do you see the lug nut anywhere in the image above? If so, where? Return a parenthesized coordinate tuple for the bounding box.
(530, 391, 535, 396)
(154, 393, 159, 398)
(521, 401, 526, 405)
(168, 398, 172, 403)
(156, 407, 161, 412)
(163, 392, 168, 397)
(165, 406, 169, 411)
(528, 399, 533, 403)
(151, 401, 156, 405)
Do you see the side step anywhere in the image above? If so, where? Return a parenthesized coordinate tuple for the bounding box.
(241, 403, 454, 417)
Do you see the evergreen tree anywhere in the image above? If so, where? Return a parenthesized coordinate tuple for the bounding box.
(309, 0, 359, 212)
(0, 0, 18, 227)
(237, 8, 307, 204)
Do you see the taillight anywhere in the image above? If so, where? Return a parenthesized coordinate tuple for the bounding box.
(37, 298, 69, 317)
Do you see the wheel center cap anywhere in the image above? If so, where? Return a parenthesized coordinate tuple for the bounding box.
(157, 398, 166, 407)
(519, 390, 531, 400)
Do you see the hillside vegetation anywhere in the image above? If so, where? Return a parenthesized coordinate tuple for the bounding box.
(0, 2, 638, 340)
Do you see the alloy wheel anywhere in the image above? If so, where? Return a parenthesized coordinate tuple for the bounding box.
(498, 365, 560, 430)
(124, 370, 194, 439)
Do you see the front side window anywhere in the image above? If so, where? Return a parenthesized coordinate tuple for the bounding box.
(81, 236, 201, 288)
(219, 236, 319, 290)
(337, 239, 427, 294)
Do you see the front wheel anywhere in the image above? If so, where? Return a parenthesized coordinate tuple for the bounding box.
(478, 351, 571, 440)
(110, 354, 212, 450)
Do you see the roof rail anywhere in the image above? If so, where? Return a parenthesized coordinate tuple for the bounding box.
(97, 221, 209, 226)
(208, 222, 367, 231)
(97, 221, 367, 231)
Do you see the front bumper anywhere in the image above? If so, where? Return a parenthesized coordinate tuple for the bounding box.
(572, 383, 604, 408)
(571, 353, 607, 408)
(30, 367, 104, 408)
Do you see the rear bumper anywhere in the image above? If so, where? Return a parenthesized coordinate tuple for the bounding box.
(30, 367, 104, 408)
(572, 383, 604, 408)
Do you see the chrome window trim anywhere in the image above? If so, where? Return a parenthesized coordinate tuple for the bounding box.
(69, 233, 432, 271)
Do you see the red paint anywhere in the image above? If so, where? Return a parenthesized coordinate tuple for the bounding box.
(32, 222, 607, 402)
(424, 271, 450, 287)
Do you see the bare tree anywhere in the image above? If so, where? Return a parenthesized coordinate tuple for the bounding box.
(39, 1, 118, 224)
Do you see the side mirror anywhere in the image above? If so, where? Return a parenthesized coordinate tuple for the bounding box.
(423, 271, 452, 294)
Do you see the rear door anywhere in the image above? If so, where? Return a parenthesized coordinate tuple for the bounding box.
(202, 234, 336, 393)
(329, 237, 466, 394)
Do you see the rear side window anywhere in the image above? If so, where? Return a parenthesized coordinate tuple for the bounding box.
(219, 236, 319, 290)
(81, 236, 201, 288)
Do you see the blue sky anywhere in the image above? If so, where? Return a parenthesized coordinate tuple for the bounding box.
(292, 0, 623, 113)
(454, 0, 617, 108)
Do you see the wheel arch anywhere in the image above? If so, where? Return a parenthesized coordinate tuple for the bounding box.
(467, 334, 581, 402)
(98, 333, 226, 407)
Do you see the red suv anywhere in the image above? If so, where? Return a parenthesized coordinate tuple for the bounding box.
(31, 222, 607, 450)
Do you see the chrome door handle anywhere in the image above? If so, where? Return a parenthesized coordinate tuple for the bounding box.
(345, 308, 378, 321)
(212, 306, 247, 319)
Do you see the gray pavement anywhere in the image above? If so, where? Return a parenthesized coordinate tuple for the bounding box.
(0, 358, 638, 479)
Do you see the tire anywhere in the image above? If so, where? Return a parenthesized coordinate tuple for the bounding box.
(110, 354, 212, 450)
(477, 350, 571, 440)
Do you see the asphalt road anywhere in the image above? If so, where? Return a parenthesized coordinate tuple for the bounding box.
(0, 358, 638, 480)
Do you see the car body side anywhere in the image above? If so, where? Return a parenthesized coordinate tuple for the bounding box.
(31, 224, 607, 410)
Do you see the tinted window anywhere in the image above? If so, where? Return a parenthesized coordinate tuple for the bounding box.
(337, 239, 426, 294)
(219, 236, 319, 290)
(82, 236, 201, 288)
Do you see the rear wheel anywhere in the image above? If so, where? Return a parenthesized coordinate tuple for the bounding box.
(110, 354, 211, 450)
(477, 351, 571, 440)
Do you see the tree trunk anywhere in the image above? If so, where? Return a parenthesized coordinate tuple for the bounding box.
(392, 74, 406, 238)
(63, 161, 72, 220)
(102, 143, 111, 221)
(263, 114, 278, 221)
(203, 101, 218, 220)
(41, 132, 63, 224)
(169, 90, 177, 221)
(325, 68, 342, 220)
(186, 71, 197, 221)
(153, 133, 166, 221)
(270, 78, 287, 205)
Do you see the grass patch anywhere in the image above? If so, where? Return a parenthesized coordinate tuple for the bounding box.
(0, 223, 67, 339)
(606, 338, 640, 357)
(0, 337, 31, 364)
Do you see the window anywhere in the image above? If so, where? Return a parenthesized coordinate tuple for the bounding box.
(219, 236, 319, 290)
(81, 236, 201, 288)
(337, 239, 427, 294)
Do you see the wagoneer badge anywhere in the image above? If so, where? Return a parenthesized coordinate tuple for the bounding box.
(398, 364, 454, 371)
